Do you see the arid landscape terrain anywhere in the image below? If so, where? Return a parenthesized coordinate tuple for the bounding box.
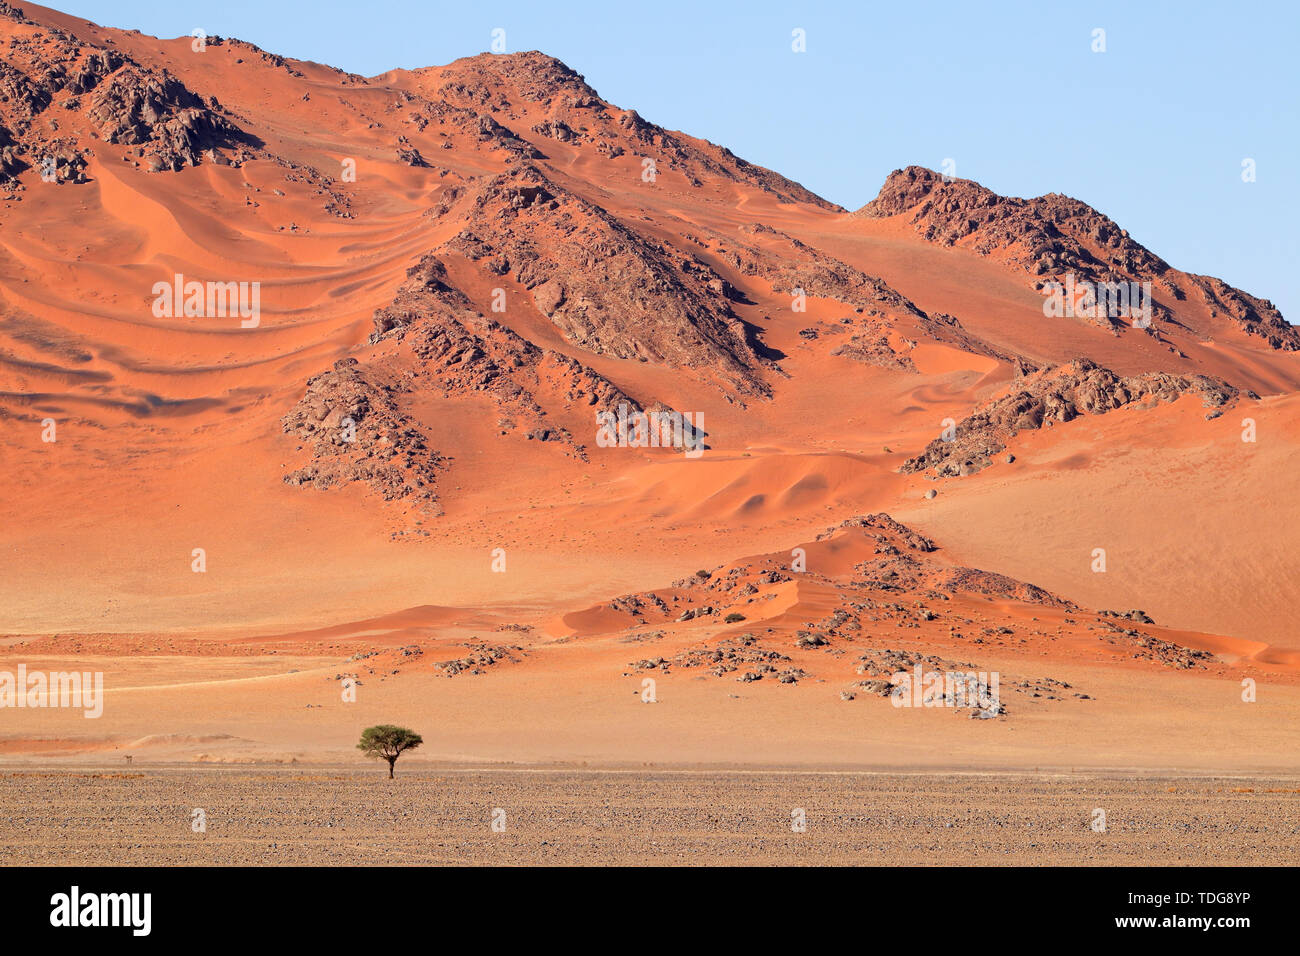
(4, 768, 1298, 865)
(0, 1, 1297, 864)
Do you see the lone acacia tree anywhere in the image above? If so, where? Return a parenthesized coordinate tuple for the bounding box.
(357, 725, 424, 778)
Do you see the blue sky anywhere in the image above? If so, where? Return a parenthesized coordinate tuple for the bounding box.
(55, 0, 1298, 321)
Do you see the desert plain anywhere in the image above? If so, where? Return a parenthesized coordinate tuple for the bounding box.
(0, 2, 1297, 865)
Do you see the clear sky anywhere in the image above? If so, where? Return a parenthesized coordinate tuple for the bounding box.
(51, 0, 1299, 321)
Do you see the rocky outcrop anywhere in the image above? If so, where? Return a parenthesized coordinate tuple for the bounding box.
(371, 252, 641, 436)
(0, 121, 25, 180)
(443, 165, 772, 395)
(1185, 273, 1298, 352)
(858, 166, 1170, 277)
(88, 66, 243, 169)
(281, 358, 446, 505)
(816, 513, 937, 552)
(430, 51, 840, 210)
(0, 24, 250, 179)
(859, 166, 1298, 350)
(728, 222, 924, 313)
(900, 359, 1243, 477)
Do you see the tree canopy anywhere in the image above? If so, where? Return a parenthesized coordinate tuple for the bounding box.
(357, 725, 423, 777)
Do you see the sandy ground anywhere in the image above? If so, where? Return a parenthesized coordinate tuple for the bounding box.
(1, 767, 1295, 866)
(1, 4, 1297, 869)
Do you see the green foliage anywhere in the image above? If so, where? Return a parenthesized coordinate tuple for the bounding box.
(357, 725, 423, 777)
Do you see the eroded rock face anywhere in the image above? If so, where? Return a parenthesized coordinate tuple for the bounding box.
(428, 51, 840, 210)
(1186, 273, 1298, 352)
(817, 513, 937, 553)
(87, 67, 243, 170)
(0, 20, 250, 180)
(859, 166, 1299, 350)
(0, 60, 52, 124)
(395, 142, 429, 167)
(0, 121, 25, 179)
(281, 239, 659, 504)
(281, 358, 446, 505)
(594, 510, 1211, 701)
(900, 358, 1242, 477)
(371, 252, 640, 435)
(442, 164, 772, 395)
(728, 222, 925, 313)
(614, 511, 1079, 667)
(858, 166, 1171, 277)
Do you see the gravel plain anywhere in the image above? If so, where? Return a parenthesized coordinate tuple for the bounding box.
(1, 768, 1296, 865)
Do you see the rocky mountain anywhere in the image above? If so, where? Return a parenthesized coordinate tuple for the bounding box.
(1, 0, 1296, 664)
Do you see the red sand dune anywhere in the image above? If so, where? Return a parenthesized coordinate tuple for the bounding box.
(0, 2, 1297, 770)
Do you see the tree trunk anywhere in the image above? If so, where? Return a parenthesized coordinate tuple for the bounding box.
(387, 757, 396, 779)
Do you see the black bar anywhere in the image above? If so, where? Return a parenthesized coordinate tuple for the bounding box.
(0, 866, 1279, 942)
